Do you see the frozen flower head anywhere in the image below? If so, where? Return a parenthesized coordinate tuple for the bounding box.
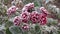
(22, 24, 29, 30)
(38, 13, 47, 25)
(21, 11, 30, 23)
(30, 11, 40, 23)
(38, 7, 48, 25)
(40, 17, 47, 25)
(40, 7, 49, 15)
(22, 3, 34, 12)
(7, 6, 18, 15)
(13, 16, 21, 26)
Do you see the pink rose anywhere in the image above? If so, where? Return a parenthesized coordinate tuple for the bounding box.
(38, 7, 48, 25)
(7, 6, 18, 15)
(22, 3, 34, 12)
(40, 7, 49, 16)
(38, 13, 47, 25)
(13, 16, 21, 26)
(21, 12, 30, 23)
(30, 11, 40, 23)
(24, 3, 34, 9)
(40, 17, 47, 25)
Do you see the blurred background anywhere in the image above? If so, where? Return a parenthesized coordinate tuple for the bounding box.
(0, 0, 60, 34)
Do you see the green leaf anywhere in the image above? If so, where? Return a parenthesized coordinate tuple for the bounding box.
(35, 25, 40, 32)
(37, 30, 41, 34)
(5, 21, 13, 28)
(34, 1, 39, 7)
(47, 18, 58, 25)
(30, 26, 36, 34)
(23, 0, 34, 4)
(30, 29, 36, 34)
(35, 25, 41, 34)
(22, 31, 28, 34)
(50, 31, 53, 34)
(9, 26, 23, 34)
(6, 28, 12, 34)
(58, 31, 60, 34)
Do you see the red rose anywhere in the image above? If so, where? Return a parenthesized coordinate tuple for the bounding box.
(38, 13, 47, 25)
(40, 17, 47, 25)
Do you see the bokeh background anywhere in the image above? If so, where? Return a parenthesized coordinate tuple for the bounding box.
(0, 0, 60, 34)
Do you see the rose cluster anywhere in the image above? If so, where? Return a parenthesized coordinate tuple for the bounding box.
(13, 3, 48, 30)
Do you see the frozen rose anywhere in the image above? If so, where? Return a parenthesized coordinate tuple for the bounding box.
(24, 3, 34, 9)
(40, 7, 49, 16)
(22, 3, 34, 12)
(13, 16, 21, 26)
(40, 17, 47, 25)
(38, 13, 47, 25)
(21, 11, 30, 23)
(39, 7, 48, 25)
(30, 11, 40, 23)
(7, 6, 18, 15)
